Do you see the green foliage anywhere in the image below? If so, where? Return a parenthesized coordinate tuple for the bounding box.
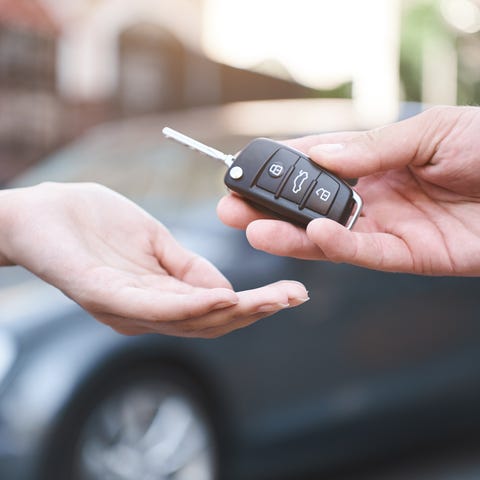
(400, 0, 454, 102)
(401, 0, 480, 105)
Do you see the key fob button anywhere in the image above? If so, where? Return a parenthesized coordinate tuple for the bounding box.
(256, 149, 298, 194)
(280, 158, 320, 204)
(304, 173, 339, 215)
(229, 166, 244, 179)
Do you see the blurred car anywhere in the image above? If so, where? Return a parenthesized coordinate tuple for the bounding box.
(1, 100, 480, 480)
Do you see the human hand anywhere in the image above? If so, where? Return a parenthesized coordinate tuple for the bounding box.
(217, 106, 480, 276)
(0, 182, 308, 337)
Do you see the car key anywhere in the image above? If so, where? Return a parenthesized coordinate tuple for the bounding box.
(163, 127, 362, 229)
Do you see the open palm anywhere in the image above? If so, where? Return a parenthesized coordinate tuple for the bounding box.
(1, 183, 308, 337)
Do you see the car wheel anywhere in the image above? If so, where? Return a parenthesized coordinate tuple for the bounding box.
(68, 369, 219, 480)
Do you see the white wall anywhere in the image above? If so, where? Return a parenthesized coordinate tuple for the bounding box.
(42, 0, 202, 101)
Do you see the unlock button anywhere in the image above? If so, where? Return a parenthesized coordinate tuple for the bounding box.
(304, 173, 339, 215)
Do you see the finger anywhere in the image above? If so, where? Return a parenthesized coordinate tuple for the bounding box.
(108, 311, 274, 338)
(217, 194, 272, 229)
(192, 281, 310, 338)
(97, 280, 309, 338)
(84, 286, 239, 322)
(306, 218, 414, 272)
(175, 280, 309, 332)
(94, 312, 185, 337)
(183, 279, 308, 328)
(303, 111, 438, 179)
(198, 311, 277, 338)
(153, 225, 233, 289)
(282, 131, 360, 153)
(121, 280, 309, 337)
(246, 219, 326, 259)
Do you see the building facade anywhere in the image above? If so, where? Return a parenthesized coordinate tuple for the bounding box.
(0, 0, 63, 183)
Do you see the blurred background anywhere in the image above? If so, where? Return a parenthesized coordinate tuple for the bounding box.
(1, 0, 480, 183)
(1, 1, 480, 480)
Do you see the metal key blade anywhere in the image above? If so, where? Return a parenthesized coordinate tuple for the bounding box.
(162, 127, 235, 167)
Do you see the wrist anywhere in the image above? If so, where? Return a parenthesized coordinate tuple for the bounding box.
(0, 187, 29, 266)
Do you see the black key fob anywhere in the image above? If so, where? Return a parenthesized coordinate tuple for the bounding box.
(163, 128, 362, 229)
(225, 138, 362, 229)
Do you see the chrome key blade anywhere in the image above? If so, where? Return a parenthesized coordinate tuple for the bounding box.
(162, 127, 235, 167)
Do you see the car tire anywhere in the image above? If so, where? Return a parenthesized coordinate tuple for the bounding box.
(42, 364, 220, 480)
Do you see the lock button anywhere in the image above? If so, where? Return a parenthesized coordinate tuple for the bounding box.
(256, 149, 297, 194)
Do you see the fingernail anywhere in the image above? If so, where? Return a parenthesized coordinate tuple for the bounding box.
(310, 143, 345, 154)
(256, 302, 290, 313)
(289, 296, 310, 307)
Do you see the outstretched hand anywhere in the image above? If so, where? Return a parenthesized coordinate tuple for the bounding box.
(0, 183, 308, 337)
(218, 106, 480, 276)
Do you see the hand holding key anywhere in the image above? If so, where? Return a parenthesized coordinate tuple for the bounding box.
(218, 105, 480, 276)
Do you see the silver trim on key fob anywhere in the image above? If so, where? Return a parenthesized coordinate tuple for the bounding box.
(346, 190, 363, 230)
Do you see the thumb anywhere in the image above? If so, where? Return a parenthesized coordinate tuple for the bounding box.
(307, 111, 430, 178)
(155, 226, 233, 290)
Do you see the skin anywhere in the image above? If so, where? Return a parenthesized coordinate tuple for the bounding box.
(217, 105, 480, 276)
(0, 182, 308, 337)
